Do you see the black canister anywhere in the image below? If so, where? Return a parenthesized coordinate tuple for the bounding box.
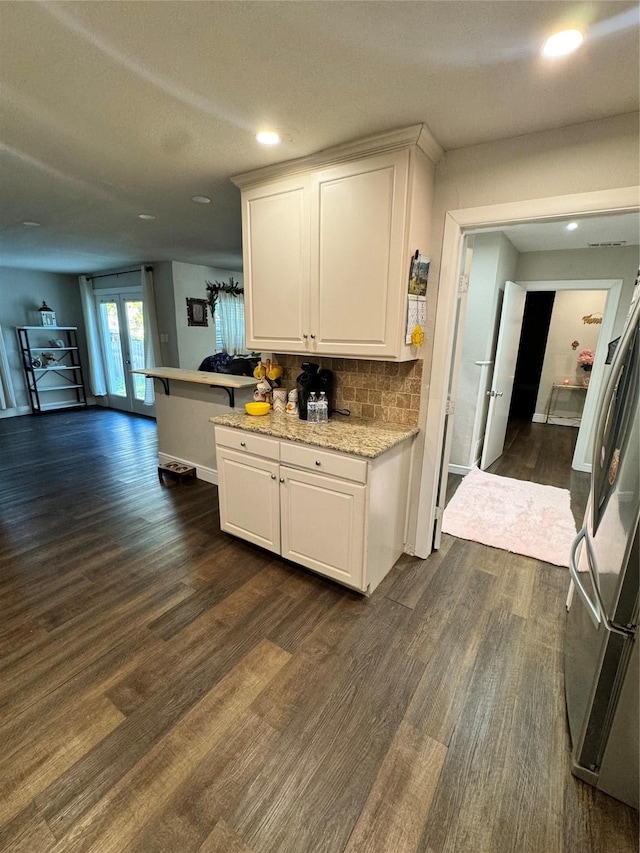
(296, 362, 334, 420)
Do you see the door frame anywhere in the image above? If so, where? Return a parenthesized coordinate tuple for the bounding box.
(414, 185, 640, 559)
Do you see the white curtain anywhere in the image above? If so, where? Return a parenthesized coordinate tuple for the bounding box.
(141, 266, 162, 405)
(218, 290, 246, 355)
(78, 276, 107, 397)
(0, 325, 17, 410)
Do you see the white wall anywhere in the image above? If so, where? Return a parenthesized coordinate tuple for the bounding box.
(450, 232, 518, 468)
(425, 113, 639, 351)
(152, 261, 179, 367)
(171, 261, 243, 369)
(0, 268, 86, 415)
(535, 290, 607, 422)
(515, 245, 639, 336)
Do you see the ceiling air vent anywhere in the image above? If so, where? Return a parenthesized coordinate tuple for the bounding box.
(588, 241, 628, 247)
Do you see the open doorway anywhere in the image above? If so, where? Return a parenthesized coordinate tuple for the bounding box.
(417, 189, 639, 559)
(449, 275, 615, 480)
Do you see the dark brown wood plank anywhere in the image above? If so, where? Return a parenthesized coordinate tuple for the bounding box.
(403, 568, 496, 745)
(122, 710, 278, 853)
(419, 607, 528, 852)
(343, 719, 447, 853)
(49, 640, 290, 853)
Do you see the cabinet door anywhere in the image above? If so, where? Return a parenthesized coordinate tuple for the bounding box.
(241, 175, 311, 353)
(217, 448, 280, 553)
(310, 150, 409, 358)
(279, 466, 366, 590)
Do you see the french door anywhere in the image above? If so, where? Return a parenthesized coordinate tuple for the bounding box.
(96, 291, 150, 415)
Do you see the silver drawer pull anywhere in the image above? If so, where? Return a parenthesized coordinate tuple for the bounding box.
(315, 460, 321, 466)
(240, 441, 246, 447)
(271, 473, 276, 480)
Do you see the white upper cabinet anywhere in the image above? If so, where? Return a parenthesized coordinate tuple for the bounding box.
(242, 174, 311, 353)
(233, 125, 440, 361)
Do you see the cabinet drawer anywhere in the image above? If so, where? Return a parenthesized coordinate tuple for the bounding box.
(215, 426, 280, 461)
(280, 442, 367, 484)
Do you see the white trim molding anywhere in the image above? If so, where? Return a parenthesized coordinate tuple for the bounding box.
(231, 124, 443, 187)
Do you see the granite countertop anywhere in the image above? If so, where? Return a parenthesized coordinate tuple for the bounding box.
(210, 412, 418, 459)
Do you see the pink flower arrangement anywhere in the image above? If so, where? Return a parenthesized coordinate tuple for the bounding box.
(577, 349, 595, 371)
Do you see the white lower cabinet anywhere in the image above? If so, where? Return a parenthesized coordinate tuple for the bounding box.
(214, 426, 412, 594)
(280, 466, 366, 590)
(216, 448, 280, 554)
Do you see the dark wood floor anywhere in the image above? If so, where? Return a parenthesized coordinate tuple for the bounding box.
(0, 409, 637, 853)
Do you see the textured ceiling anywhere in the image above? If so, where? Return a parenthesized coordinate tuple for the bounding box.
(0, 1, 638, 273)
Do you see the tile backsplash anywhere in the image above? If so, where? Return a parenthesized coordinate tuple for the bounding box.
(274, 355, 423, 425)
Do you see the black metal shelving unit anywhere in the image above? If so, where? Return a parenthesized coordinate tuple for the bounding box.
(17, 326, 88, 414)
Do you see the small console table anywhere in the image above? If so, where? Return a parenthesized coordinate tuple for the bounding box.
(545, 383, 588, 424)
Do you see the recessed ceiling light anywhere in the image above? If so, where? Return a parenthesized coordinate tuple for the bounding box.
(542, 29, 584, 57)
(23, 221, 41, 227)
(138, 214, 156, 220)
(566, 222, 579, 231)
(256, 131, 281, 146)
(192, 196, 211, 204)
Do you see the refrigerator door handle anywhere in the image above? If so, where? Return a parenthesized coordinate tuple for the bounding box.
(569, 528, 602, 628)
(569, 527, 637, 638)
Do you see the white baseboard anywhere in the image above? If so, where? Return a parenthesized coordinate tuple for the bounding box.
(534, 411, 581, 427)
(158, 452, 218, 485)
(548, 417, 581, 428)
(196, 466, 218, 486)
(0, 406, 31, 419)
(448, 463, 472, 476)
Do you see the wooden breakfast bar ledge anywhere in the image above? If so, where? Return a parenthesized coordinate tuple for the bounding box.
(131, 366, 256, 408)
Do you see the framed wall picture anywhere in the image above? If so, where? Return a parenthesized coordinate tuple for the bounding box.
(186, 297, 208, 327)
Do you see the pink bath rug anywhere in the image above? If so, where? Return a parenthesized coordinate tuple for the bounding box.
(442, 467, 576, 567)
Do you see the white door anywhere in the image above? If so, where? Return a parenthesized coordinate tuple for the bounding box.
(217, 448, 280, 553)
(480, 281, 527, 470)
(280, 466, 366, 590)
(96, 292, 148, 415)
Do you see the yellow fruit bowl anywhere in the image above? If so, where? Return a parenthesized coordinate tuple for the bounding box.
(245, 401, 271, 416)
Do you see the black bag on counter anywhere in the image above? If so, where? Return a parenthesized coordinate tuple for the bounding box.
(198, 353, 259, 376)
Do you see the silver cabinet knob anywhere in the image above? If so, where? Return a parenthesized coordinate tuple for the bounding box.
(310, 334, 316, 339)
(303, 334, 308, 339)
(240, 441, 246, 447)
(280, 477, 285, 483)
(271, 473, 276, 480)
(315, 460, 321, 466)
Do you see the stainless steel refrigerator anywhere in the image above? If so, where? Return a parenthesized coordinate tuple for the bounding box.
(565, 281, 640, 809)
